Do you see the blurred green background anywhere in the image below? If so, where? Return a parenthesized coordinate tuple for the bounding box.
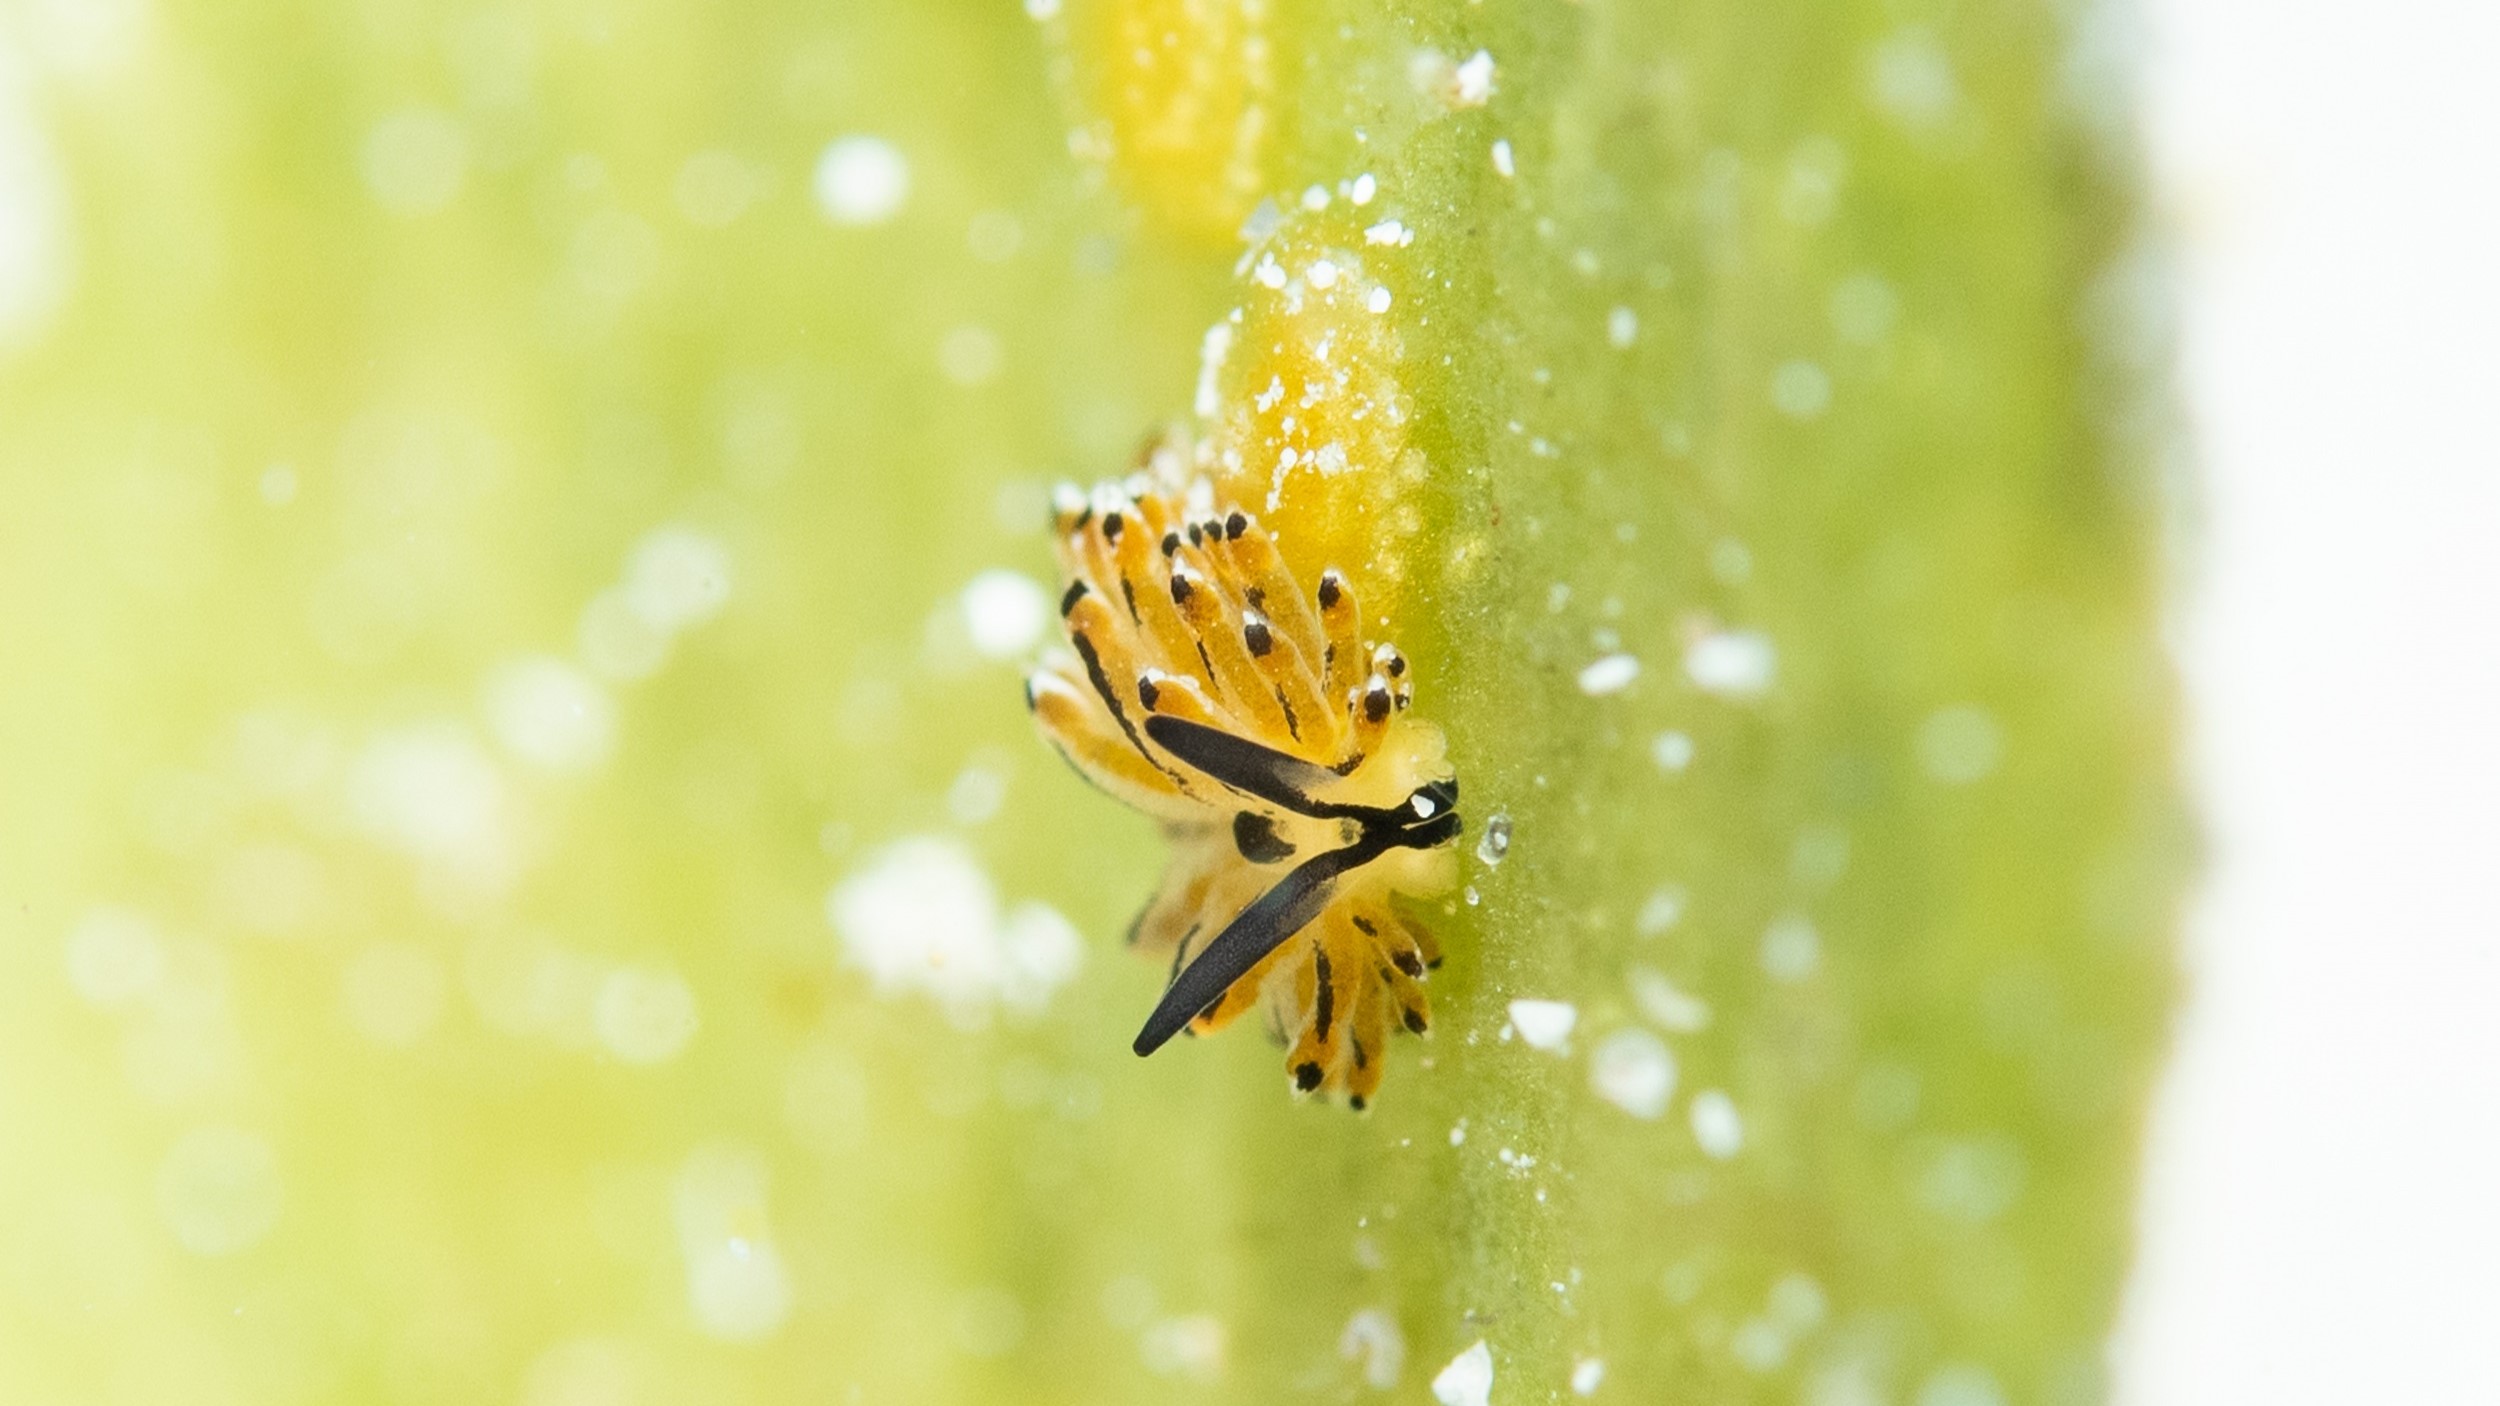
(0, 1, 2182, 1402)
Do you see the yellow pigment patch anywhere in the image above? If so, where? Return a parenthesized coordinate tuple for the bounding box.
(1195, 214, 1429, 620)
(1073, 0, 1276, 241)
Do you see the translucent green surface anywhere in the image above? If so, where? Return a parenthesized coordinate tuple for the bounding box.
(0, 2, 2179, 1401)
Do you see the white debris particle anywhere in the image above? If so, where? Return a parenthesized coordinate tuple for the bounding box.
(938, 324, 1004, 386)
(1572, 1357, 1607, 1395)
(947, 760, 1008, 825)
(1251, 256, 1286, 290)
(967, 209, 1025, 263)
(0, 59, 73, 351)
(1099, 1274, 1156, 1328)
(1300, 184, 1331, 211)
(1732, 1318, 1788, 1371)
(1022, 0, 1060, 18)
(1607, 306, 1639, 348)
(1691, 1089, 1744, 1158)
(521, 1339, 640, 1406)
(1781, 136, 1846, 226)
(813, 134, 910, 225)
(577, 587, 672, 682)
(593, 963, 700, 1064)
(952, 1286, 1026, 1357)
(1831, 271, 1900, 344)
(1769, 1273, 1829, 1332)
(1307, 258, 1341, 290)
(483, 655, 617, 773)
(1349, 173, 1378, 205)
(674, 1144, 791, 1341)
(156, 1125, 282, 1256)
(1771, 359, 1834, 419)
(960, 569, 1049, 660)
(1918, 1135, 2026, 1224)
(1366, 285, 1393, 314)
(1711, 539, 1754, 584)
(361, 107, 468, 216)
(1915, 1363, 2008, 1406)
(1685, 629, 1776, 699)
(259, 464, 298, 505)
(1140, 1314, 1227, 1381)
(1629, 965, 1711, 1033)
(1590, 1028, 1676, 1118)
(674, 149, 759, 227)
(1760, 913, 1823, 982)
(65, 908, 167, 1008)
(1339, 1308, 1406, 1390)
(1870, 28, 1960, 131)
(1918, 704, 2004, 785)
(1651, 730, 1695, 772)
(1577, 652, 1641, 696)
(1507, 998, 1578, 1053)
(1475, 811, 1512, 867)
(1491, 138, 1515, 178)
(827, 836, 1084, 1026)
(1195, 320, 1236, 417)
(1432, 1340, 1495, 1406)
(348, 722, 518, 895)
(570, 208, 660, 305)
(1364, 218, 1413, 247)
(1635, 887, 1688, 936)
(342, 942, 447, 1047)
(1451, 50, 1498, 107)
(623, 524, 734, 632)
(1449, 1118, 1468, 1147)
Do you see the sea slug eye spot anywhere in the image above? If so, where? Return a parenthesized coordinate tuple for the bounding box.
(1225, 510, 1249, 540)
(1317, 572, 1344, 609)
(1136, 674, 1162, 710)
(1231, 810, 1296, 863)
(1363, 683, 1392, 723)
(1243, 614, 1274, 656)
(1060, 580, 1089, 616)
(1102, 511, 1125, 542)
(1161, 531, 1182, 557)
(1295, 1061, 1324, 1092)
(1170, 572, 1195, 604)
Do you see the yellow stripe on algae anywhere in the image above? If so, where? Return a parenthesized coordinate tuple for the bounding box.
(1191, 211, 1429, 626)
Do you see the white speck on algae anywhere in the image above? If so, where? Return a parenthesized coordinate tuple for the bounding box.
(1432, 1340, 1494, 1406)
(1590, 1027, 1676, 1118)
(1684, 629, 1776, 698)
(1691, 1089, 1745, 1158)
(1339, 1308, 1406, 1390)
(1577, 652, 1641, 696)
(813, 134, 909, 225)
(1508, 998, 1577, 1052)
(1475, 812, 1511, 867)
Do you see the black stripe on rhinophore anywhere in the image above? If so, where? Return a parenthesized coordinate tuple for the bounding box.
(1313, 947, 1335, 1043)
(1072, 631, 1192, 793)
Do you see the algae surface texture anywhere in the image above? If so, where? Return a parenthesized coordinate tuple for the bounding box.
(0, 0, 2181, 1402)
